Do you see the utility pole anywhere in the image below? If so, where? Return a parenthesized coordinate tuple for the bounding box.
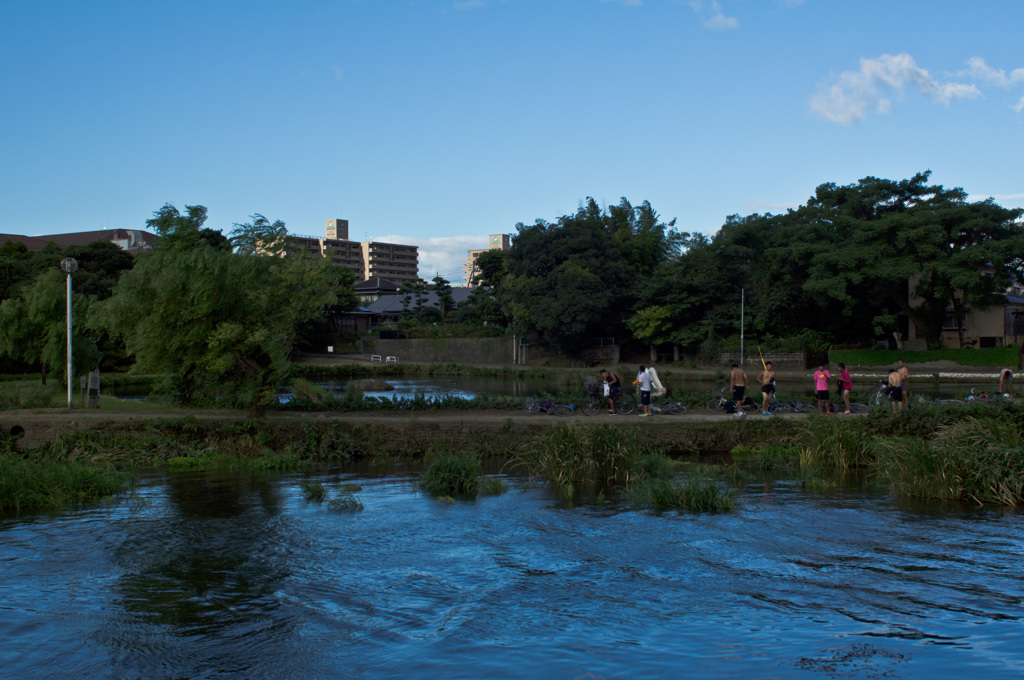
(60, 257, 78, 408)
(740, 288, 745, 368)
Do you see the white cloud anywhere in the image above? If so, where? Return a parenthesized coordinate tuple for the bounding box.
(960, 57, 1024, 88)
(810, 53, 980, 125)
(373, 234, 491, 283)
(689, 0, 738, 30)
(1015, 95, 1024, 113)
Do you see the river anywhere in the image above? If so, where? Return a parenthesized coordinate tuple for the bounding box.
(1, 468, 1022, 679)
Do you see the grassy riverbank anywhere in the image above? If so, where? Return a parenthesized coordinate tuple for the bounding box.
(3, 399, 1023, 515)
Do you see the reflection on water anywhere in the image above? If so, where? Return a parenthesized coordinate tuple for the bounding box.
(2, 472, 1023, 679)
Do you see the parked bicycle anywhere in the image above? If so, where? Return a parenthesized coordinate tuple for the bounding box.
(651, 400, 687, 415)
(705, 388, 758, 414)
(519, 396, 575, 417)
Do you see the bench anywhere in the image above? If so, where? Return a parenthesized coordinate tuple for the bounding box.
(370, 355, 382, 363)
(386, 356, 399, 364)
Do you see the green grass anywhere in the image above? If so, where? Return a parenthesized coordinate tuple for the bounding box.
(830, 346, 1018, 367)
(0, 454, 132, 515)
(626, 466, 736, 512)
(420, 452, 482, 498)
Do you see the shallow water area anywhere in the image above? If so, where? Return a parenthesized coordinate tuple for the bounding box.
(2, 470, 1023, 679)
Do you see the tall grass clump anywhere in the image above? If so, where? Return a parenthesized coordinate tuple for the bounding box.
(513, 423, 671, 492)
(873, 416, 1024, 505)
(796, 416, 874, 475)
(0, 455, 131, 515)
(420, 452, 481, 499)
(627, 463, 736, 512)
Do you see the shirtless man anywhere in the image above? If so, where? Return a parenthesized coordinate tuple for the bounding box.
(730, 363, 749, 418)
(999, 367, 1014, 397)
(897, 359, 909, 407)
(888, 368, 904, 411)
(758, 361, 776, 415)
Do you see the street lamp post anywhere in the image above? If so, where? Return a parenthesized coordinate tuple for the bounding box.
(60, 257, 78, 408)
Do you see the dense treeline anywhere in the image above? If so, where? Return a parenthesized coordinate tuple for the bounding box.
(457, 172, 1024, 355)
(1, 171, 1021, 399)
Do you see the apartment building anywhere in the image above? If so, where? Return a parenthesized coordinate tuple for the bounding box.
(283, 219, 420, 285)
(463, 233, 511, 286)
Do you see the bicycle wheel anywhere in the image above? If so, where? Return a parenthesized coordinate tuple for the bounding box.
(519, 400, 540, 416)
(615, 393, 636, 415)
(868, 392, 886, 410)
(705, 399, 722, 412)
(582, 397, 602, 416)
(663, 402, 686, 414)
(551, 404, 575, 417)
(849, 402, 869, 413)
(791, 401, 813, 413)
(772, 402, 792, 414)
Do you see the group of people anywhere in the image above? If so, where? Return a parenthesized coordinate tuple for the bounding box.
(732, 359, 908, 415)
(599, 360, 1015, 417)
(598, 366, 657, 416)
(728, 361, 786, 417)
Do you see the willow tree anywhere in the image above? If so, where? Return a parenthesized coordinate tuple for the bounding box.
(92, 204, 352, 414)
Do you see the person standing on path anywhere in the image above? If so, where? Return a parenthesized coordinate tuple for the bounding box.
(758, 361, 776, 415)
(897, 359, 910, 407)
(637, 365, 653, 417)
(888, 368, 904, 411)
(730, 363, 749, 418)
(838, 363, 853, 414)
(999, 367, 1014, 397)
(600, 369, 621, 415)
(814, 364, 832, 414)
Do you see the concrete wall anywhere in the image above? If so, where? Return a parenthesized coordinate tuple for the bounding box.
(368, 337, 514, 365)
(365, 337, 619, 367)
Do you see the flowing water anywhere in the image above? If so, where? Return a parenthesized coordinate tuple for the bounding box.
(2, 469, 1022, 679)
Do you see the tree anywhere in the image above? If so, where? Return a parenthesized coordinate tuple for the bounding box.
(93, 205, 344, 414)
(800, 173, 1024, 348)
(431, 275, 455, 320)
(0, 268, 99, 384)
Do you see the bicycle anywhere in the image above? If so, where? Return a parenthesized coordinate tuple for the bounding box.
(519, 397, 575, 417)
(582, 389, 636, 416)
(705, 387, 758, 414)
(764, 393, 792, 414)
(868, 381, 891, 411)
(651, 400, 687, 415)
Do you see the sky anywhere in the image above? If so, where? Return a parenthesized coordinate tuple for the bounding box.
(2, 0, 1023, 282)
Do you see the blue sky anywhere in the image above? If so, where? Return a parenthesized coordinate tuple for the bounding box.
(2, 0, 1023, 281)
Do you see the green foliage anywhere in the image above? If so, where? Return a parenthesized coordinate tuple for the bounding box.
(873, 417, 1024, 505)
(0, 454, 131, 515)
(627, 474, 736, 512)
(420, 452, 481, 498)
(504, 197, 677, 353)
(92, 204, 347, 414)
(0, 268, 100, 381)
(0, 384, 56, 410)
(512, 423, 671, 492)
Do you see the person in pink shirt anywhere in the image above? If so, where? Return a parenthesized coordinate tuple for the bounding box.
(813, 363, 832, 414)
(838, 362, 853, 414)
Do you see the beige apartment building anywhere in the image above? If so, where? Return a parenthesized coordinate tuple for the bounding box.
(285, 219, 419, 285)
(463, 233, 511, 286)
